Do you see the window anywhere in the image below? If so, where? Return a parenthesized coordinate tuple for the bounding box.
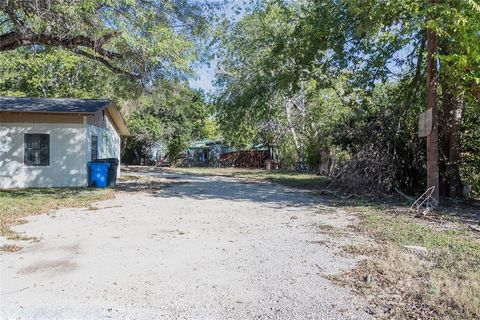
(91, 135, 98, 160)
(24, 134, 50, 166)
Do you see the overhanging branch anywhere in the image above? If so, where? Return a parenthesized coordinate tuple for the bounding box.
(0, 31, 141, 80)
(72, 48, 141, 79)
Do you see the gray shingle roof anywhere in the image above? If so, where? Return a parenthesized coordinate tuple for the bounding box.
(0, 97, 112, 113)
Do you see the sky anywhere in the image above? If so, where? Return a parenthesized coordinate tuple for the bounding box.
(189, 62, 217, 92)
(188, 0, 249, 93)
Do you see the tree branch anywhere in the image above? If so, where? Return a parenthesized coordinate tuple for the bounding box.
(0, 19, 10, 27)
(0, 31, 21, 50)
(412, 32, 426, 84)
(72, 48, 141, 79)
(0, 31, 142, 80)
(472, 82, 480, 104)
(0, 31, 119, 57)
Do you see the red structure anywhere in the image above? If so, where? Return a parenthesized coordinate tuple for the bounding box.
(219, 150, 270, 168)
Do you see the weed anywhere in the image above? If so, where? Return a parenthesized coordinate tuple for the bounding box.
(167, 167, 327, 190)
(0, 244, 22, 253)
(0, 188, 114, 236)
(338, 207, 480, 319)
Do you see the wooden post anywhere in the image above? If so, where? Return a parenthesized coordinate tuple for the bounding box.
(426, 0, 440, 206)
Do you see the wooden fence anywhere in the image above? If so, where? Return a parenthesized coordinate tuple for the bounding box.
(218, 150, 270, 168)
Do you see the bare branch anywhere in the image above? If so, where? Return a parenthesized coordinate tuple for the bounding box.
(72, 48, 141, 80)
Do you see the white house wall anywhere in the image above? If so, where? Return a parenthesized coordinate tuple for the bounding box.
(0, 113, 122, 188)
(85, 115, 121, 177)
(0, 123, 87, 188)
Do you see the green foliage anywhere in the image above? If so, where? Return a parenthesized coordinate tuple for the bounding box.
(0, 48, 117, 98)
(0, 0, 206, 82)
(166, 136, 190, 165)
(0, 37, 214, 168)
(0, 0, 213, 166)
(122, 81, 216, 164)
(200, 118, 220, 141)
(214, 0, 480, 195)
(127, 114, 163, 142)
(462, 100, 480, 196)
(123, 113, 163, 164)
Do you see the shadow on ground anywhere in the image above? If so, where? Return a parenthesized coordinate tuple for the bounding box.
(120, 167, 323, 208)
(120, 166, 480, 225)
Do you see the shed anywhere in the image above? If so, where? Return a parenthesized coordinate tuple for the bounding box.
(0, 97, 129, 188)
(186, 140, 231, 166)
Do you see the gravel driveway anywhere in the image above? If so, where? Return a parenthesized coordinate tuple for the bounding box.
(1, 172, 371, 319)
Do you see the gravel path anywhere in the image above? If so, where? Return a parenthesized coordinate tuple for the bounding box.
(1, 172, 371, 319)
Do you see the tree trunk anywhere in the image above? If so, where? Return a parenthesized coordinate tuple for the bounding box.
(441, 83, 464, 197)
(438, 36, 465, 198)
(284, 98, 305, 170)
(426, 3, 440, 205)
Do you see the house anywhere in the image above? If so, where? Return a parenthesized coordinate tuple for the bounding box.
(186, 140, 231, 166)
(0, 97, 129, 188)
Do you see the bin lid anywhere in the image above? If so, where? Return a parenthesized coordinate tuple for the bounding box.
(91, 158, 119, 165)
(88, 162, 110, 167)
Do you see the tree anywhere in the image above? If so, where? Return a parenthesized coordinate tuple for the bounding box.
(215, 2, 307, 165)
(0, 47, 119, 98)
(0, 0, 207, 82)
(214, 0, 480, 196)
(123, 81, 215, 165)
(123, 113, 163, 164)
(426, 0, 440, 205)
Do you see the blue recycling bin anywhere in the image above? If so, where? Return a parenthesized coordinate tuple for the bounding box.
(88, 162, 110, 188)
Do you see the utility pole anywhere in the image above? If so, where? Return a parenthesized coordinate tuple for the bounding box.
(426, 0, 440, 206)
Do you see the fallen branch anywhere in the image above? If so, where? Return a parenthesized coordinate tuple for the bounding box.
(394, 187, 415, 201)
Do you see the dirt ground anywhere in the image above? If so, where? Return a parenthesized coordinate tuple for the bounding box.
(1, 170, 372, 319)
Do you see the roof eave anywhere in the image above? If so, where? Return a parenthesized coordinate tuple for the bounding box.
(106, 103, 130, 136)
(0, 110, 97, 115)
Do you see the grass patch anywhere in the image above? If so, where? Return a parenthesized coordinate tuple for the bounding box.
(116, 173, 186, 192)
(339, 206, 480, 319)
(166, 167, 327, 190)
(0, 188, 114, 237)
(0, 244, 22, 253)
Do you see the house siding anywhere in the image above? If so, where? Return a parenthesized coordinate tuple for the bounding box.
(0, 112, 83, 124)
(85, 114, 122, 177)
(0, 110, 122, 188)
(0, 122, 88, 188)
(86, 110, 107, 128)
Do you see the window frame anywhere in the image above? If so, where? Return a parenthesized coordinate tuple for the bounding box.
(91, 135, 98, 161)
(24, 133, 50, 167)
